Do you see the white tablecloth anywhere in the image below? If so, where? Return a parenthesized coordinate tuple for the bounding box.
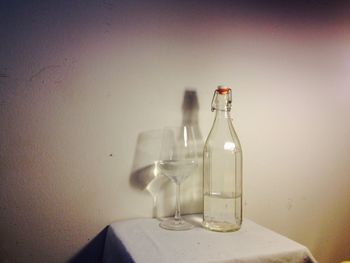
(103, 214, 317, 263)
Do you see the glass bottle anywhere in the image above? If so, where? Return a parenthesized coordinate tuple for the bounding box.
(203, 86, 243, 232)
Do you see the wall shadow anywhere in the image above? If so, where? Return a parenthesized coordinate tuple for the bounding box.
(180, 88, 204, 214)
(68, 227, 108, 263)
(182, 89, 202, 141)
(129, 129, 170, 217)
(129, 88, 204, 217)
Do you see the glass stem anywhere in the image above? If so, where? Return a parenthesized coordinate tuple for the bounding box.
(152, 195, 157, 218)
(174, 183, 181, 221)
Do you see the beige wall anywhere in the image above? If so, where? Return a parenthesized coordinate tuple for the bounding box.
(1, 1, 350, 262)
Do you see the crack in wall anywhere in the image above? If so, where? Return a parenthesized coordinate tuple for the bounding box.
(29, 65, 61, 82)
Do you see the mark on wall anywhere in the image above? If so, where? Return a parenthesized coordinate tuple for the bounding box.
(101, 0, 116, 10)
(286, 198, 294, 211)
(0, 68, 10, 89)
(0, 67, 10, 78)
(29, 65, 61, 82)
(0, 72, 9, 78)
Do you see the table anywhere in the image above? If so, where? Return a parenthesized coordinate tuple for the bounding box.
(103, 214, 317, 263)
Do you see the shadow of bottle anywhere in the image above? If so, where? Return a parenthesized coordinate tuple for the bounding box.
(180, 89, 204, 214)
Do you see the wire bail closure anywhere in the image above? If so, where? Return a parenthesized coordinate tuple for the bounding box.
(211, 87, 232, 112)
(211, 90, 219, 112)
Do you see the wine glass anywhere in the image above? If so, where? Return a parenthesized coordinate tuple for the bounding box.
(158, 126, 198, 231)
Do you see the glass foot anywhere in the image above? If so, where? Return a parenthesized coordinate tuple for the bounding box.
(159, 218, 194, 231)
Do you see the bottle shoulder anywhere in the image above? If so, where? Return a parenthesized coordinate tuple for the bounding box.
(204, 140, 242, 153)
(204, 131, 242, 153)
(205, 118, 241, 143)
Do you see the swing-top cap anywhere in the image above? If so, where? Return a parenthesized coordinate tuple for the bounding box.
(217, 86, 231, 95)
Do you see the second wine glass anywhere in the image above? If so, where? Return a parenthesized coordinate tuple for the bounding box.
(158, 126, 198, 231)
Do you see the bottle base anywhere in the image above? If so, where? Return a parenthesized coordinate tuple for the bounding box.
(202, 220, 241, 232)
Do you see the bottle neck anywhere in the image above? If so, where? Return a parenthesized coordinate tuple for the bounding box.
(214, 108, 231, 119)
(212, 93, 232, 112)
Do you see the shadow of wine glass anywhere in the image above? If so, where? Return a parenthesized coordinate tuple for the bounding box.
(129, 129, 170, 218)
